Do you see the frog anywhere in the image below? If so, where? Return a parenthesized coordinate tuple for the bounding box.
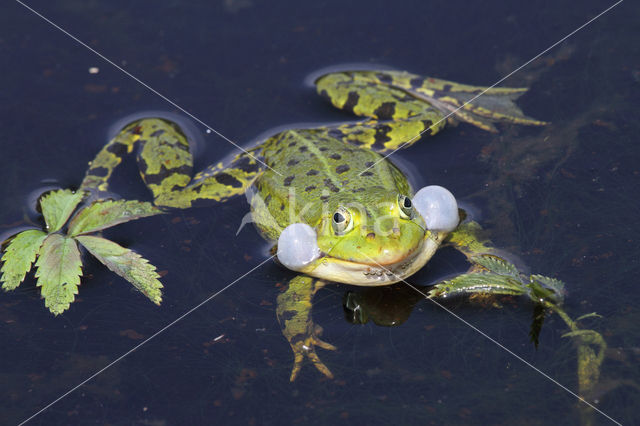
(79, 69, 545, 381)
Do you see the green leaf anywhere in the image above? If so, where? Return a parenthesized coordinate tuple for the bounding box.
(576, 312, 603, 322)
(68, 199, 163, 236)
(428, 272, 526, 299)
(76, 235, 163, 305)
(1, 229, 48, 290)
(531, 274, 565, 296)
(39, 189, 85, 232)
(471, 254, 519, 277)
(527, 280, 559, 304)
(35, 234, 83, 315)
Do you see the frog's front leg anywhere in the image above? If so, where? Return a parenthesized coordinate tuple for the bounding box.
(276, 274, 336, 381)
(444, 218, 495, 263)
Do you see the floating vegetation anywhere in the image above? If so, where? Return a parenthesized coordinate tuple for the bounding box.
(1, 189, 164, 315)
(428, 253, 606, 400)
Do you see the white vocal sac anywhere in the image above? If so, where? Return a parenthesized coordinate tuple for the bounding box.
(277, 223, 321, 270)
(412, 185, 459, 232)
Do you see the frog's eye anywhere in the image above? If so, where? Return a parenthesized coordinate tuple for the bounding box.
(398, 194, 413, 219)
(332, 207, 353, 235)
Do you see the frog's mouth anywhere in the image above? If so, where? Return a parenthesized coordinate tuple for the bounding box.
(300, 232, 443, 286)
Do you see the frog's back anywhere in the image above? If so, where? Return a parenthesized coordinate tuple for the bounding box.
(251, 129, 411, 240)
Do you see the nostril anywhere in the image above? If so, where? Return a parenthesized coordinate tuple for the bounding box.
(366, 232, 376, 240)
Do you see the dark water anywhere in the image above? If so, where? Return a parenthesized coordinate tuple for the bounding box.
(1, 0, 639, 424)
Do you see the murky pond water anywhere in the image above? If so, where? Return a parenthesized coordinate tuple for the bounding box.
(1, 0, 638, 424)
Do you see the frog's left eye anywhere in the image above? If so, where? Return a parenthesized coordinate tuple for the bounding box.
(332, 207, 353, 235)
(398, 195, 413, 219)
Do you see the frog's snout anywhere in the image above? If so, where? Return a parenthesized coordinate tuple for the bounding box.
(412, 185, 459, 232)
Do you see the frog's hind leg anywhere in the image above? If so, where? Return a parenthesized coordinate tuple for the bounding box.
(395, 72, 548, 132)
(81, 118, 262, 208)
(326, 116, 446, 154)
(315, 70, 546, 148)
(80, 119, 159, 197)
(154, 150, 263, 208)
(277, 275, 336, 381)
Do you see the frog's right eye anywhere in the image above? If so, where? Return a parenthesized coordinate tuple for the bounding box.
(332, 207, 353, 235)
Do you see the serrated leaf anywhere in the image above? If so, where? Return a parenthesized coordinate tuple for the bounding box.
(76, 235, 163, 304)
(428, 272, 526, 299)
(531, 274, 565, 298)
(528, 280, 559, 304)
(68, 199, 163, 236)
(39, 189, 85, 232)
(471, 254, 519, 276)
(35, 234, 82, 315)
(1, 229, 48, 290)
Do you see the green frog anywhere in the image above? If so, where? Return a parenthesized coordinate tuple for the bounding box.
(79, 70, 544, 380)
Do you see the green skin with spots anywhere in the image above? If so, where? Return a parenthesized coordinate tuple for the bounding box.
(80, 70, 545, 381)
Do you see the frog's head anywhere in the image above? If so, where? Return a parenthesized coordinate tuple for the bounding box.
(277, 185, 459, 286)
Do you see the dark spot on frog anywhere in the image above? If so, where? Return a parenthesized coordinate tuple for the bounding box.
(320, 195, 329, 202)
(288, 141, 297, 147)
(290, 333, 306, 344)
(88, 166, 109, 178)
(305, 185, 316, 192)
(352, 187, 365, 193)
(280, 310, 297, 321)
(376, 73, 392, 84)
(298, 146, 309, 153)
(215, 172, 243, 188)
(364, 161, 374, 168)
(330, 153, 342, 160)
(280, 203, 285, 211)
(366, 232, 376, 240)
(142, 164, 192, 185)
(373, 124, 392, 150)
(323, 178, 340, 192)
(373, 102, 396, 120)
(283, 175, 295, 186)
(328, 128, 345, 139)
(361, 171, 374, 177)
(319, 147, 329, 152)
(421, 119, 434, 135)
(442, 84, 453, 92)
(409, 77, 423, 89)
(106, 142, 129, 156)
(149, 129, 166, 137)
(342, 91, 360, 113)
(236, 157, 261, 174)
(335, 164, 350, 174)
(287, 159, 299, 166)
(306, 169, 319, 176)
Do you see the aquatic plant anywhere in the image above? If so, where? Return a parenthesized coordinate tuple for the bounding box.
(428, 253, 606, 399)
(1, 189, 164, 315)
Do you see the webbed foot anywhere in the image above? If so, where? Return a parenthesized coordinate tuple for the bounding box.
(288, 324, 337, 381)
(276, 275, 336, 381)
